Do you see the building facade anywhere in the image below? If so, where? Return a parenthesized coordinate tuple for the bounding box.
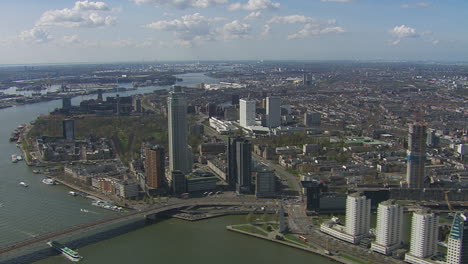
(144, 145, 165, 189)
(266, 96, 281, 128)
(371, 200, 404, 255)
(239, 99, 256, 128)
(345, 192, 371, 237)
(304, 112, 321, 127)
(255, 170, 276, 198)
(405, 209, 439, 263)
(407, 123, 427, 188)
(236, 138, 252, 194)
(168, 86, 191, 174)
(63, 119, 75, 140)
(447, 212, 468, 264)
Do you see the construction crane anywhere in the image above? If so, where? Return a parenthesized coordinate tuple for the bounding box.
(444, 190, 455, 217)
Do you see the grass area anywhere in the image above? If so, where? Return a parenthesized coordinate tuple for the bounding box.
(341, 254, 371, 264)
(232, 224, 269, 237)
(284, 234, 310, 247)
(28, 115, 168, 164)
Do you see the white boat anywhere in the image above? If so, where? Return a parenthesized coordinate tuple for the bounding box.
(42, 178, 56, 185)
(11, 154, 18, 163)
(19, 182, 28, 187)
(68, 191, 77, 196)
(16, 155, 23, 161)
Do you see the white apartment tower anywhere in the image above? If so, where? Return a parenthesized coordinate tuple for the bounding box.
(405, 209, 439, 263)
(168, 86, 191, 174)
(266, 96, 281, 128)
(345, 193, 371, 237)
(446, 212, 468, 264)
(239, 99, 256, 128)
(371, 200, 404, 255)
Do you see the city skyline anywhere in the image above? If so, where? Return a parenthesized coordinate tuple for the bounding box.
(0, 0, 467, 64)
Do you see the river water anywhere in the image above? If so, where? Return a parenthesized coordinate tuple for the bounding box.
(0, 72, 335, 263)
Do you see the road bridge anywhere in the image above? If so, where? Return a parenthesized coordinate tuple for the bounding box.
(0, 197, 278, 259)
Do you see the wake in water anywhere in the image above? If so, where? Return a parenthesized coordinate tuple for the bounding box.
(80, 208, 98, 214)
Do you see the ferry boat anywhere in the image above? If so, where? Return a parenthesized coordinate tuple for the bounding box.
(19, 182, 28, 187)
(47, 241, 83, 262)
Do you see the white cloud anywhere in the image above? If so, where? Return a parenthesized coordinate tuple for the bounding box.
(268, 15, 332, 24)
(36, 1, 116, 28)
(133, 0, 228, 9)
(244, 11, 262, 20)
(19, 28, 53, 44)
(401, 2, 431, 8)
(62, 35, 82, 44)
(390, 25, 419, 39)
(229, 0, 280, 11)
(217, 20, 251, 40)
(267, 15, 344, 39)
(288, 24, 344, 39)
(145, 13, 224, 43)
(145, 14, 254, 45)
(260, 24, 271, 39)
(74, 1, 110, 11)
(389, 25, 440, 46)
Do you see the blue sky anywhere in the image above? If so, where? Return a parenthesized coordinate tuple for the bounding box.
(0, 0, 467, 64)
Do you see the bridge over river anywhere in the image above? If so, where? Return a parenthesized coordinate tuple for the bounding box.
(0, 197, 279, 260)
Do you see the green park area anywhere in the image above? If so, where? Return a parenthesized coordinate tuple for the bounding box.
(27, 114, 168, 164)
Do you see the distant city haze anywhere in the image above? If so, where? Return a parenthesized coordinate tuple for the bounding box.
(0, 0, 467, 64)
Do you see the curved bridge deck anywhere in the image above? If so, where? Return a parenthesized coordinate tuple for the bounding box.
(0, 198, 278, 258)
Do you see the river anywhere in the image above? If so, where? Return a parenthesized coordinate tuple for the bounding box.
(0, 72, 334, 263)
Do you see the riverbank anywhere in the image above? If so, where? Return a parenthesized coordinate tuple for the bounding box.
(227, 224, 363, 264)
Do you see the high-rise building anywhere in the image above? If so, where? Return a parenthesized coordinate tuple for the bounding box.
(405, 209, 439, 263)
(255, 169, 276, 198)
(407, 123, 427, 188)
(304, 112, 321, 127)
(303, 180, 321, 211)
(266, 96, 281, 128)
(227, 137, 252, 193)
(62, 97, 72, 110)
(239, 99, 256, 128)
(371, 200, 404, 255)
(426, 129, 438, 148)
(345, 192, 371, 237)
(171, 170, 187, 194)
(97, 89, 103, 102)
(227, 137, 240, 186)
(144, 145, 165, 189)
(236, 138, 252, 194)
(168, 86, 191, 174)
(62, 119, 75, 140)
(447, 212, 468, 264)
(231, 94, 240, 105)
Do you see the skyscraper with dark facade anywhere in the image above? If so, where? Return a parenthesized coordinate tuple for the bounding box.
(407, 123, 427, 188)
(63, 119, 75, 140)
(168, 86, 191, 175)
(227, 137, 252, 193)
(301, 180, 321, 211)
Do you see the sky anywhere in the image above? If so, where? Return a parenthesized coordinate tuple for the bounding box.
(0, 0, 467, 64)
